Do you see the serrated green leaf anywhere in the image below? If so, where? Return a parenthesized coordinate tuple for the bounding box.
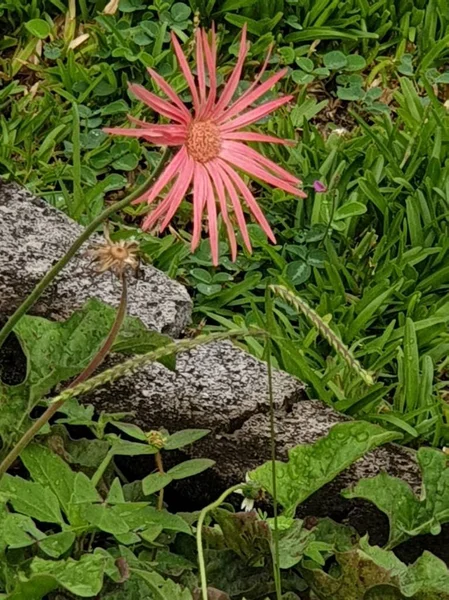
(250, 422, 400, 514)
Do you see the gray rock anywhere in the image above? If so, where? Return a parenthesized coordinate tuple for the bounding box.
(87, 340, 306, 433)
(0, 182, 192, 336)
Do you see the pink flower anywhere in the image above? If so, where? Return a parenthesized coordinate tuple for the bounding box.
(105, 26, 306, 264)
(313, 180, 327, 193)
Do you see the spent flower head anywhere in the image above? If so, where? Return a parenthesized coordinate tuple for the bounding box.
(88, 226, 140, 278)
(105, 26, 305, 264)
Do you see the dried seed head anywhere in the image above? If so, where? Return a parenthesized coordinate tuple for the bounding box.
(89, 228, 140, 278)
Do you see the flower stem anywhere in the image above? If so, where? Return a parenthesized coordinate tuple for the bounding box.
(196, 484, 243, 600)
(0, 276, 129, 479)
(155, 451, 165, 510)
(267, 336, 282, 600)
(0, 149, 170, 351)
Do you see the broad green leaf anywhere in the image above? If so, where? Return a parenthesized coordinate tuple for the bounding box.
(142, 472, 173, 495)
(0, 474, 64, 524)
(113, 320, 175, 370)
(81, 504, 130, 535)
(334, 202, 367, 221)
(250, 422, 400, 514)
(20, 444, 76, 514)
(1, 512, 45, 549)
(118, 504, 191, 535)
(110, 439, 158, 456)
(71, 471, 103, 504)
(0, 381, 33, 448)
(111, 421, 147, 441)
(343, 447, 449, 547)
(167, 458, 215, 480)
(286, 260, 312, 286)
(39, 531, 76, 558)
(278, 520, 311, 569)
(132, 568, 193, 600)
(323, 51, 347, 69)
(3, 574, 57, 600)
(106, 478, 125, 504)
(164, 429, 210, 450)
(140, 523, 163, 543)
(30, 554, 105, 597)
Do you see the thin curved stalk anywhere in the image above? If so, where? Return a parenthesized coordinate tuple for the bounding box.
(196, 484, 242, 600)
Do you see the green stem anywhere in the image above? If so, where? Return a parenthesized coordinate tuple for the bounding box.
(196, 484, 242, 600)
(267, 337, 282, 600)
(91, 448, 115, 488)
(0, 149, 170, 351)
(155, 451, 165, 510)
(0, 276, 128, 479)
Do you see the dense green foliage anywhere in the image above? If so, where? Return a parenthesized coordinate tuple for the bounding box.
(3, 0, 449, 444)
(2, 1, 449, 598)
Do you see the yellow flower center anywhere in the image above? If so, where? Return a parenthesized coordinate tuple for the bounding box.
(186, 119, 221, 163)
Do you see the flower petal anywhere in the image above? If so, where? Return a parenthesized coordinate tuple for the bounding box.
(218, 160, 276, 243)
(202, 166, 219, 265)
(219, 68, 288, 123)
(146, 67, 192, 121)
(160, 157, 195, 230)
(205, 160, 237, 261)
(196, 28, 207, 115)
(203, 28, 217, 113)
(128, 84, 188, 123)
(171, 32, 200, 114)
(133, 147, 188, 205)
(222, 131, 294, 145)
(191, 163, 207, 251)
(215, 160, 252, 252)
(220, 95, 293, 132)
(222, 140, 301, 184)
(220, 148, 306, 198)
(212, 24, 248, 117)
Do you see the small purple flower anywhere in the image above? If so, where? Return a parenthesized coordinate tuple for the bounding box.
(313, 180, 327, 193)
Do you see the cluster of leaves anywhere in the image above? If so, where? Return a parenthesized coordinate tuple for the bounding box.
(2, 307, 449, 600)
